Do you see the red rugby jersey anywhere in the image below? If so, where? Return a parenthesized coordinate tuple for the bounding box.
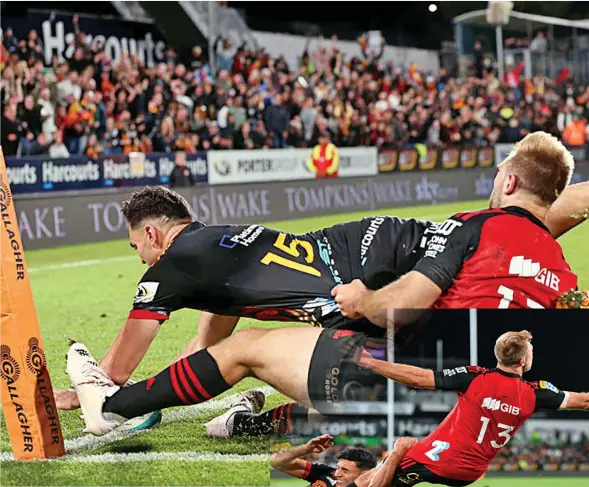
(404, 366, 568, 482)
(413, 207, 577, 308)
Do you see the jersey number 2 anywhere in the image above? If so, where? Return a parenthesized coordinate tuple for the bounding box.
(425, 440, 451, 461)
(261, 233, 321, 277)
(476, 416, 515, 448)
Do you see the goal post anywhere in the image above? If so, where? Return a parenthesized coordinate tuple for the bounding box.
(0, 147, 65, 460)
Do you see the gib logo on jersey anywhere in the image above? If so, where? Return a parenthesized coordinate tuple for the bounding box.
(360, 217, 385, 266)
(421, 219, 463, 259)
(508, 256, 560, 291)
(134, 282, 160, 304)
(482, 397, 520, 416)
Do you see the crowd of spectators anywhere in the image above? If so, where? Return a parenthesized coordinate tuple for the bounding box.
(491, 442, 589, 472)
(303, 439, 589, 473)
(2, 17, 589, 160)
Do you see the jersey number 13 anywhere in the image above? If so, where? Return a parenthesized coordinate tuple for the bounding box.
(476, 416, 515, 448)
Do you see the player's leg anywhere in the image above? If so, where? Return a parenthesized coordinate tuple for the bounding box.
(203, 326, 317, 404)
(205, 327, 379, 437)
(210, 401, 321, 437)
(67, 326, 324, 435)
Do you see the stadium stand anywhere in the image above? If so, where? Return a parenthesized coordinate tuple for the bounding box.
(2, 15, 588, 158)
(1, 4, 588, 484)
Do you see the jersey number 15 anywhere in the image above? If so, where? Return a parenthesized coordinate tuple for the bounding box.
(261, 233, 321, 277)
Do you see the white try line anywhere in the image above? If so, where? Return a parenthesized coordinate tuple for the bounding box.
(27, 209, 476, 273)
(0, 451, 269, 464)
(28, 255, 136, 273)
(0, 385, 278, 461)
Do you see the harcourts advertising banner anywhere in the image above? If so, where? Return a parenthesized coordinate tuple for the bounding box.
(5, 152, 208, 194)
(6, 156, 103, 193)
(3, 12, 167, 68)
(157, 152, 209, 185)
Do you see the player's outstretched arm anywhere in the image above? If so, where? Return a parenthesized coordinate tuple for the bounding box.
(270, 434, 334, 478)
(546, 182, 589, 239)
(534, 381, 589, 413)
(54, 318, 160, 409)
(363, 437, 419, 487)
(559, 392, 589, 411)
(358, 355, 436, 389)
(100, 317, 162, 385)
(359, 272, 441, 326)
(332, 272, 441, 327)
(55, 315, 235, 410)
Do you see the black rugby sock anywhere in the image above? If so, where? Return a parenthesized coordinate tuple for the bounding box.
(233, 402, 310, 437)
(103, 350, 230, 419)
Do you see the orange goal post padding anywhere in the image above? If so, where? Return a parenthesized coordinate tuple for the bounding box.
(1, 147, 65, 459)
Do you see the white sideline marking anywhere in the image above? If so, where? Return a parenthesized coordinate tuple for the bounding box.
(28, 256, 136, 273)
(27, 209, 477, 273)
(0, 451, 269, 463)
(0, 385, 278, 461)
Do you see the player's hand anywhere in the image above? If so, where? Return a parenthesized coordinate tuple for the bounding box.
(355, 348, 375, 369)
(331, 279, 369, 319)
(305, 434, 334, 453)
(393, 437, 419, 453)
(54, 388, 81, 410)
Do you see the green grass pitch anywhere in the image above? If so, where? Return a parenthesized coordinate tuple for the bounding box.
(1, 199, 587, 486)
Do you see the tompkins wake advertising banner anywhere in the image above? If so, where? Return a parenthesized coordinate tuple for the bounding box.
(15, 161, 589, 250)
(2, 11, 167, 68)
(12, 167, 498, 250)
